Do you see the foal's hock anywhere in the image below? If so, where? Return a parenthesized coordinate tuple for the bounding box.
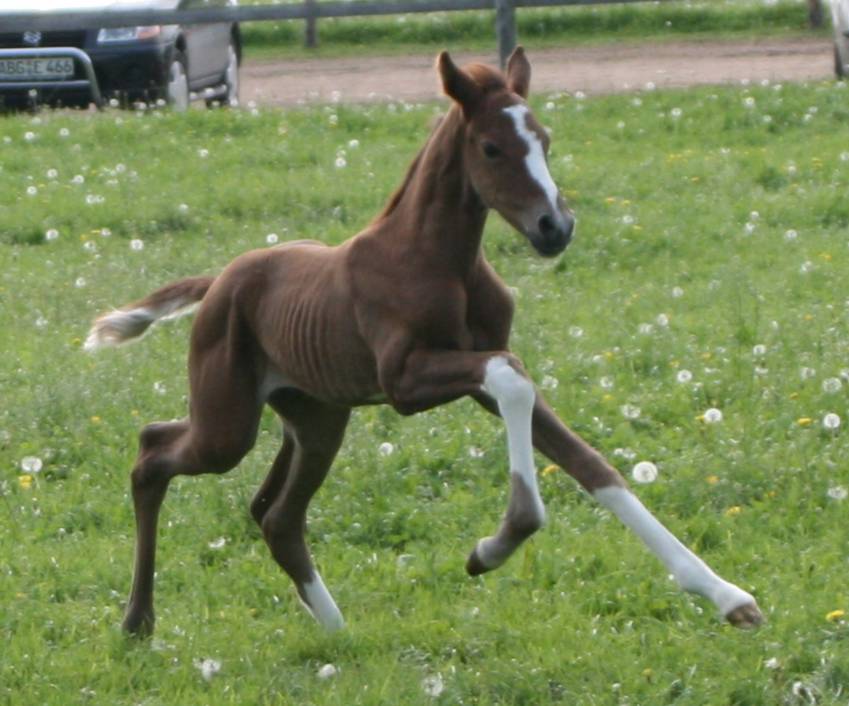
(86, 49, 763, 636)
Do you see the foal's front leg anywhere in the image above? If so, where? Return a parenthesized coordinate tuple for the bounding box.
(510, 394, 763, 628)
(386, 350, 546, 571)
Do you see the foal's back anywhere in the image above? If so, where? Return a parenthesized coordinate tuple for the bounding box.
(191, 239, 381, 405)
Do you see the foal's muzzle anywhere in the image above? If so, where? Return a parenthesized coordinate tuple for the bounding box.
(530, 211, 575, 257)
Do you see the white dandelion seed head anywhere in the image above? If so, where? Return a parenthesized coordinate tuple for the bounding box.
(208, 536, 227, 549)
(348, 139, 360, 149)
(21, 456, 43, 473)
(744, 222, 756, 235)
(784, 229, 798, 241)
(671, 286, 684, 298)
(632, 461, 658, 484)
(749, 210, 760, 221)
(328, 114, 339, 126)
(153, 381, 166, 395)
(26, 185, 38, 196)
(765, 657, 780, 670)
(613, 447, 637, 461)
(676, 369, 693, 383)
(335, 156, 347, 169)
(703, 407, 723, 424)
(45, 228, 59, 242)
(656, 313, 669, 327)
(71, 174, 85, 185)
(378, 442, 395, 457)
(638, 323, 654, 335)
(840, 151, 849, 162)
(568, 326, 584, 338)
(599, 376, 614, 390)
(75, 277, 86, 288)
(670, 107, 682, 119)
(644, 81, 656, 91)
(198, 148, 209, 158)
(266, 233, 279, 245)
(822, 378, 842, 394)
(100, 228, 111, 238)
(178, 203, 189, 214)
(800, 366, 816, 380)
(46, 168, 58, 179)
(194, 658, 221, 682)
(823, 413, 841, 430)
(317, 663, 339, 680)
(35, 315, 48, 329)
(799, 260, 813, 274)
(752, 344, 767, 356)
(421, 674, 445, 698)
(468, 446, 484, 459)
(130, 239, 144, 251)
(83, 241, 97, 253)
(827, 485, 847, 500)
(59, 127, 70, 138)
(744, 96, 756, 108)
(541, 374, 559, 391)
(620, 403, 641, 420)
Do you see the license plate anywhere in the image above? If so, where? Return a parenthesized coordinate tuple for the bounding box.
(0, 57, 75, 81)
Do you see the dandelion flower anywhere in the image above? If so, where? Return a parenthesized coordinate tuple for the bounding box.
(335, 156, 347, 169)
(725, 506, 742, 518)
(18, 474, 33, 490)
(826, 609, 845, 622)
(130, 239, 144, 251)
(632, 461, 658, 484)
(45, 228, 59, 242)
(752, 344, 766, 356)
(542, 464, 559, 476)
(208, 537, 227, 550)
(378, 442, 395, 456)
(266, 233, 279, 245)
(676, 369, 693, 383)
(797, 417, 813, 427)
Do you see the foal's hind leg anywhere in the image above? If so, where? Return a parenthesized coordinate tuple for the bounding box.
(123, 348, 262, 635)
(258, 393, 350, 631)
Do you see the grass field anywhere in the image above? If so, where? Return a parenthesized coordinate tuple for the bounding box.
(240, 0, 829, 59)
(2, 72, 849, 705)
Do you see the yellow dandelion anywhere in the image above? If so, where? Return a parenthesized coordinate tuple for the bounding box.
(826, 609, 845, 622)
(602, 393, 614, 402)
(541, 464, 559, 477)
(604, 351, 615, 361)
(725, 506, 742, 518)
(706, 475, 719, 485)
(701, 352, 712, 361)
(131, 409, 140, 417)
(642, 668, 653, 680)
(819, 252, 832, 262)
(803, 314, 814, 321)
(690, 176, 700, 183)
(605, 197, 617, 204)
(797, 417, 813, 427)
(789, 392, 799, 400)
(18, 474, 33, 490)
(90, 415, 101, 424)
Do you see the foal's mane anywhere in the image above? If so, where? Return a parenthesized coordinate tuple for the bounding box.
(375, 64, 508, 221)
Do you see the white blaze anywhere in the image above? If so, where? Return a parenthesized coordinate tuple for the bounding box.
(503, 104, 559, 211)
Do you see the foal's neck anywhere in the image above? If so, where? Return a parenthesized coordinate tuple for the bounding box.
(376, 107, 487, 275)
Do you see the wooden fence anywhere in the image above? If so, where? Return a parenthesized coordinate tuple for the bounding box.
(0, 0, 826, 68)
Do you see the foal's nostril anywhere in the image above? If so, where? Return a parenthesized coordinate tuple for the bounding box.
(538, 214, 556, 237)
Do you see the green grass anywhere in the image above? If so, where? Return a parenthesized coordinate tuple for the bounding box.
(240, 0, 828, 59)
(2, 74, 849, 705)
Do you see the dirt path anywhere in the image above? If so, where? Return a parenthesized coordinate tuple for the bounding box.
(240, 36, 834, 106)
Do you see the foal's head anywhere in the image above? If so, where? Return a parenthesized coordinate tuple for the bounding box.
(438, 48, 574, 257)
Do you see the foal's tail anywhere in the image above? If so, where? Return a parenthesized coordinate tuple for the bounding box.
(84, 276, 215, 351)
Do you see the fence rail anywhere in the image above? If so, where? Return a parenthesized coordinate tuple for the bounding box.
(0, 0, 677, 66)
(0, 0, 824, 67)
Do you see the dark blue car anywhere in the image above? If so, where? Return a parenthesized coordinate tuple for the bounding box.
(0, 0, 241, 110)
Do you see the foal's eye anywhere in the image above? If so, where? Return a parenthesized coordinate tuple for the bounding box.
(482, 142, 502, 159)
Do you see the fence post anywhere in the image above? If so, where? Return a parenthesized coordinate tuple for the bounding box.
(807, 0, 823, 28)
(305, 0, 318, 48)
(495, 0, 516, 69)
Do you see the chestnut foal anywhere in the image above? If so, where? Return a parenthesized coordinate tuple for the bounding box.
(86, 49, 763, 635)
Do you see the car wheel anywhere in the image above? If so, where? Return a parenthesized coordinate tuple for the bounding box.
(836, 43, 847, 79)
(166, 51, 190, 111)
(208, 41, 239, 108)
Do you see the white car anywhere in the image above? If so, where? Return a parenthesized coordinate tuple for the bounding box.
(833, 0, 849, 77)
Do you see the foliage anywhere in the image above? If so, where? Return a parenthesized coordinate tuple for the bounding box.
(240, 0, 827, 58)
(2, 75, 849, 705)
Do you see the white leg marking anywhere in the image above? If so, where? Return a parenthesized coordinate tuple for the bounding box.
(474, 357, 545, 568)
(503, 104, 560, 212)
(594, 486, 756, 616)
(300, 572, 345, 632)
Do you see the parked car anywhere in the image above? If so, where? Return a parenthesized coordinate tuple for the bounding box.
(834, 0, 849, 78)
(0, 0, 241, 110)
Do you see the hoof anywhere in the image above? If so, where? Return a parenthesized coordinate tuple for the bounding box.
(725, 601, 764, 629)
(122, 609, 155, 637)
(465, 547, 490, 576)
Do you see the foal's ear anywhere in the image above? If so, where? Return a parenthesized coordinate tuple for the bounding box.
(506, 46, 531, 98)
(437, 51, 481, 119)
